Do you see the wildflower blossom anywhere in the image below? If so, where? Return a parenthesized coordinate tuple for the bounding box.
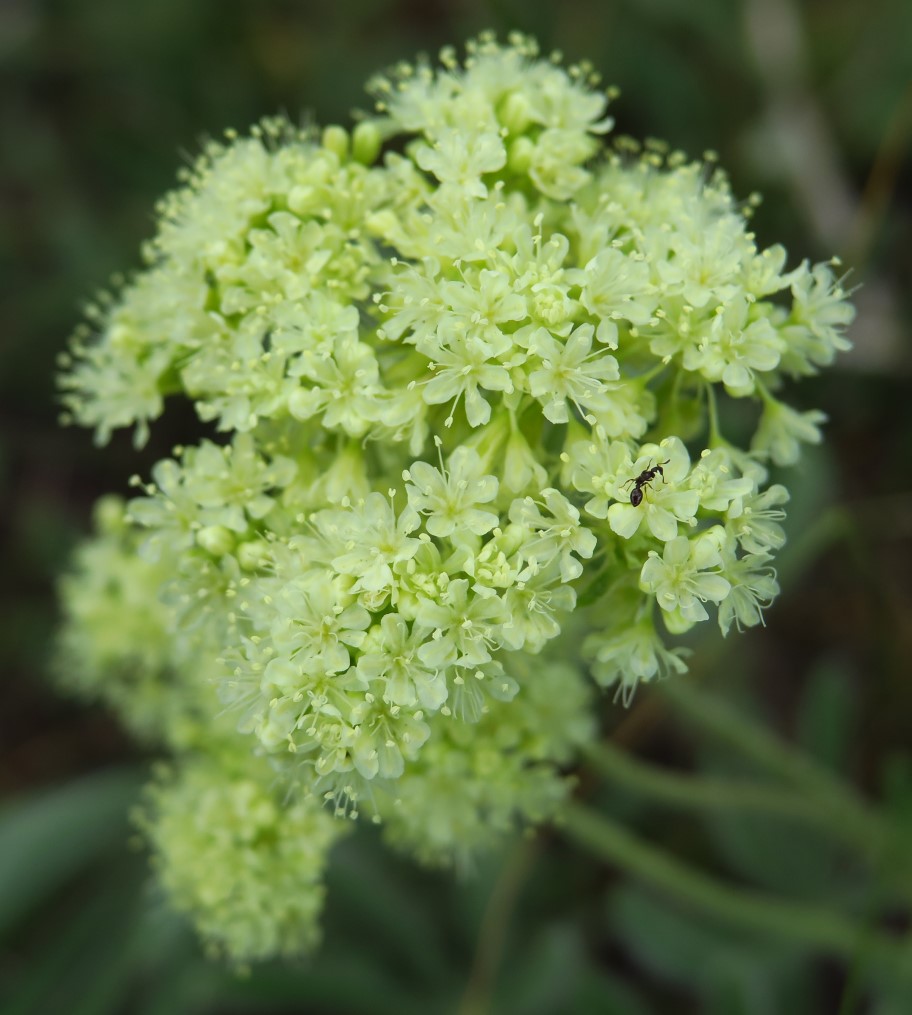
(403, 444, 499, 537)
(606, 437, 700, 540)
(640, 532, 732, 629)
(585, 616, 690, 703)
(56, 32, 852, 962)
(717, 549, 780, 635)
(141, 757, 343, 963)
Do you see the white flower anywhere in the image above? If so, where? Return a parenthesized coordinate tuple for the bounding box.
(421, 329, 515, 427)
(717, 551, 780, 635)
(415, 128, 507, 196)
(527, 324, 619, 423)
(640, 532, 731, 625)
(404, 446, 499, 538)
(752, 396, 826, 466)
(607, 437, 700, 541)
(357, 613, 448, 710)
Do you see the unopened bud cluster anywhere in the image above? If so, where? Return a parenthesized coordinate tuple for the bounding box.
(56, 33, 852, 962)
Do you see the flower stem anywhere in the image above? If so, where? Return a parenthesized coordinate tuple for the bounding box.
(458, 837, 538, 1015)
(560, 801, 912, 978)
(753, 375, 776, 406)
(704, 381, 723, 446)
(588, 740, 833, 821)
(657, 680, 892, 868)
(635, 360, 669, 387)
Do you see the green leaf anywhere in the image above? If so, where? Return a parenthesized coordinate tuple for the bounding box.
(497, 921, 653, 1015)
(569, 968, 655, 1015)
(696, 755, 867, 904)
(685, 689, 870, 903)
(323, 830, 453, 986)
(497, 922, 584, 1015)
(607, 885, 816, 1015)
(795, 659, 856, 773)
(0, 767, 141, 936)
(1, 856, 145, 1015)
(227, 955, 438, 1015)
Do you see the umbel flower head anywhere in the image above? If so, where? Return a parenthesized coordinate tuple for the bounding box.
(56, 32, 853, 963)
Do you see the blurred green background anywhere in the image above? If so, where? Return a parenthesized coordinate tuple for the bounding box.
(2, 0, 911, 1012)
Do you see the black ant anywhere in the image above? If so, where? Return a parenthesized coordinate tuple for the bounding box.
(622, 460, 669, 507)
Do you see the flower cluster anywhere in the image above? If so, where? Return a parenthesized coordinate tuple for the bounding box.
(140, 754, 343, 963)
(56, 32, 852, 962)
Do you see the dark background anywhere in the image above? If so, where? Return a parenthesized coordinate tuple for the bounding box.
(2, 1, 911, 1012)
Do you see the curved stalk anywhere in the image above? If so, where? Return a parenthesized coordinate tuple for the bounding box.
(588, 740, 833, 820)
(657, 680, 891, 867)
(560, 802, 912, 979)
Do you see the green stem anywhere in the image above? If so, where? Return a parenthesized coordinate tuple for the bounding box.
(635, 360, 669, 387)
(589, 741, 832, 821)
(753, 375, 776, 407)
(704, 381, 723, 446)
(658, 680, 889, 865)
(458, 838, 538, 1015)
(586, 740, 911, 880)
(560, 802, 911, 978)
